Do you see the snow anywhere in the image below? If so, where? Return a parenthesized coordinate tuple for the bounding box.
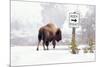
(11, 45, 95, 66)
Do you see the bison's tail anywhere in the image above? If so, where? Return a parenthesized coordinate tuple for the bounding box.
(38, 29, 43, 41)
(38, 29, 46, 41)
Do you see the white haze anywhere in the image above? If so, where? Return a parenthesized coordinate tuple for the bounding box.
(11, 1, 95, 46)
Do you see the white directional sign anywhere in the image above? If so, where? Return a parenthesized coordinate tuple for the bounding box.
(69, 12, 80, 28)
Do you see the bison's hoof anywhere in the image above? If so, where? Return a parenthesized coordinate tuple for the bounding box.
(36, 48, 39, 51)
(53, 47, 55, 49)
(53, 48, 55, 50)
(44, 48, 46, 50)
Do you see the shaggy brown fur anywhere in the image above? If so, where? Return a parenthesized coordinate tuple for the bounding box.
(37, 23, 62, 50)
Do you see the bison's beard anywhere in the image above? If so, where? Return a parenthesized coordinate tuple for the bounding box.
(55, 28, 62, 42)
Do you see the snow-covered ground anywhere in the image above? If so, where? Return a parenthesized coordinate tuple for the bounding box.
(11, 45, 95, 67)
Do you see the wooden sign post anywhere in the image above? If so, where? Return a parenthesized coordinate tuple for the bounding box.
(69, 12, 80, 54)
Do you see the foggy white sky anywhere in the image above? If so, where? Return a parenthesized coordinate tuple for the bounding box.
(11, 1, 95, 45)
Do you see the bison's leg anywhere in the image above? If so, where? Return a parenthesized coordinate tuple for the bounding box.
(37, 40, 41, 51)
(52, 40, 56, 49)
(43, 42, 46, 50)
(37, 30, 42, 51)
(46, 41, 49, 50)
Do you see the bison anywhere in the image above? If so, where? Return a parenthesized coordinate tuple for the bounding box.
(37, 23, 62, 51)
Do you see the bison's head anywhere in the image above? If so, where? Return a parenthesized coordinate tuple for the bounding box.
(55, 28, 62, 42)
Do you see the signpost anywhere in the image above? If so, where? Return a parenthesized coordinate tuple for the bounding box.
(69, 12, 79, 28)
(69, 12, 80, 54)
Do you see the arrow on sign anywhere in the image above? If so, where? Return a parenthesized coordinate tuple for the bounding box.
(71, 19, 77, 22)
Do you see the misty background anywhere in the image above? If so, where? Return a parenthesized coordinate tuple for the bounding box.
(11, 1, 95, 46)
